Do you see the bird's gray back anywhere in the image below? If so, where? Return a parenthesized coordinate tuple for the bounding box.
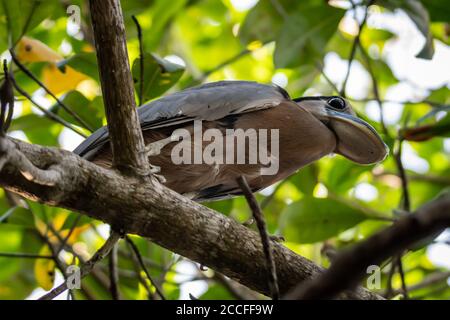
(73, 81, 290, 157)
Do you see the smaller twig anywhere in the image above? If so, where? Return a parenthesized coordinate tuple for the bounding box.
(213, 272, 258, 300)
(38, 232, 121, 300)
(237, 175, 279, 300)
(14, 1, 39, 47)
(270, 0, 289, 19)
(315, 62, 340, 95)
(384, 259, 396, 298)
(108, 242, 121, 300)
(12, 80, 88, 138)
(132, 15, 144, 106)
(0, 60, 14, 135)
(39, 219, 112, 295)
(0, 205, 18, 223)
(9, 50, 94, 132)
(340, 0, 374, 98)
(389, 271, 450, 296)
(125, 236, 166, 300)
(373, 171, 450, 186)
(391, 137, 410, 301)
(413, 283, 449, 300)
(396, 254, 409, 299)
(394, 139, 410, 212)
(125, 249, 156, 300)
(359, 45, 389, 137)
(349, 97, 443, 108)
(260, 180, 286, 210)
(56, 214, 82, 254)
(34, 224, 75, 300)
(0, 252, 54, 259)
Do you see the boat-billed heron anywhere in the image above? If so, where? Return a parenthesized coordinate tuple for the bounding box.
(74, 81, 388, 201)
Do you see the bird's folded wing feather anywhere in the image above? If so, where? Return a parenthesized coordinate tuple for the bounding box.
(73, 81, 290, 158)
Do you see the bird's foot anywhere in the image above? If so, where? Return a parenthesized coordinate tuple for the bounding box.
(145, 136, 173, 157)
(152, 173, 166, 184)
(149, 164, 166, 183)
(149, 163, 161, 173)
(242, 218, 254, 226)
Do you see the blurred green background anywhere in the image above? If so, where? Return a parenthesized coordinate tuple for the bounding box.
(0, 0, 449, 300)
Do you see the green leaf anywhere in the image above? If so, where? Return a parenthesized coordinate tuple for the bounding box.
(0, 207, 35, 227)
(132, 53, 184, 104)
(60, 212, 91, 230)
(239, 0, 295, 44)
(200, 283, 234, 300)
(274, 3, 344, 68)
(417, 105, 450, 124)
(205, 199, 233, 215)
(0, 224, 24, 282)
(419, 0, 450, 22)
(379, 0, 434, 59)
(34, 246, 55, 291)
(280, 196, 367, 243)
(427, 86, 450, 105)
(57, 52, 99, 82)
(288, 164, 318, 195)
(50, 90, 105, 130)
(325, 158, 372, 193)
(0, 0, 60, 46)
(9, 114, 62, 145)
(430, 23, 450, 45)
(360, 27, 395, 50)
(142, 0, 188, 50)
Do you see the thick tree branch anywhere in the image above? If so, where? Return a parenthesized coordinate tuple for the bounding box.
(285, 194, 450, 299)
(0, 138, 62, 186)
(89, 0, 149, 175)
(0, 137, 381, 299)
(125, 235, 166, 300)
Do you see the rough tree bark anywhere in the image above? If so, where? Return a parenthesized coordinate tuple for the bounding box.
(89, 0, 149, 175)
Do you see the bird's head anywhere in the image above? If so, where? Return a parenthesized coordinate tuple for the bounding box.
(294, 96, 389, 164)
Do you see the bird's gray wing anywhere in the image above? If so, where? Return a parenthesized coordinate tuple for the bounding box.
(73, 80, 290, 158)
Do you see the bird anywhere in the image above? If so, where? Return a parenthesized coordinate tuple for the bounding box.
(73, 80, 388, 202)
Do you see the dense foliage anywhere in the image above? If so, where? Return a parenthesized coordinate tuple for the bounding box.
(0, 0, 449, 300)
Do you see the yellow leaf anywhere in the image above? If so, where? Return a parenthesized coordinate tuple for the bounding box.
(34, 246, 56, 291)
(58, 224, 90, 245)
(52, 211, 70, 231)
(17, 37, 88, 94)
(42, 64, 87, 94)
(16, 37, 62, 63)
(247, 40, 263, 51)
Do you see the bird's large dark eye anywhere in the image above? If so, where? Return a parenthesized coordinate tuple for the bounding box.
(328, 97, 346, 110)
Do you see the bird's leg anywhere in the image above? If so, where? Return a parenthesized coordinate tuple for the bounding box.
(145, 136, 173, 184)
(151, 171, 166, 184)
